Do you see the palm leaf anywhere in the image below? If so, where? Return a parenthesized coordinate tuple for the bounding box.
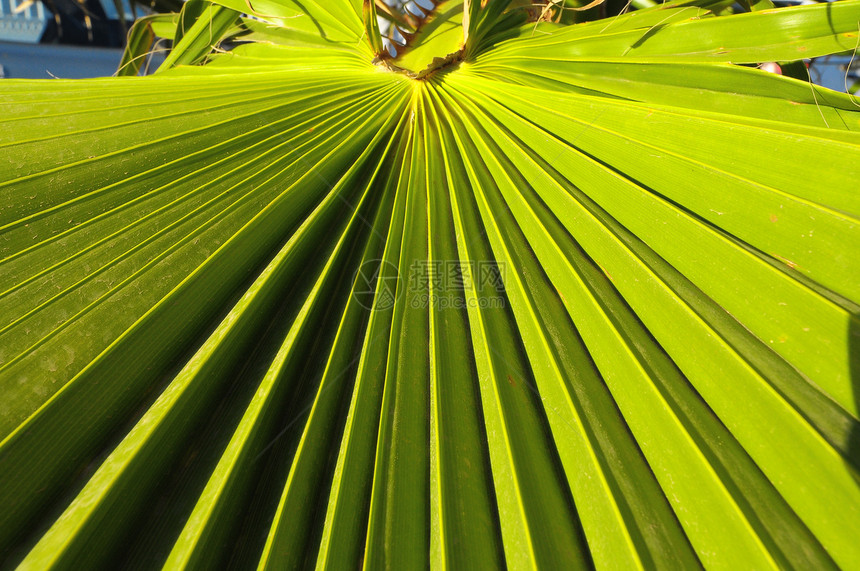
(1, 0, 859, 568)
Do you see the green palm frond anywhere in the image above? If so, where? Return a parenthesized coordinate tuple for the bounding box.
(1, 0, 859, 568)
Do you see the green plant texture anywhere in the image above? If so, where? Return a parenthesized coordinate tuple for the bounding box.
(1, 0, 859, 568)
